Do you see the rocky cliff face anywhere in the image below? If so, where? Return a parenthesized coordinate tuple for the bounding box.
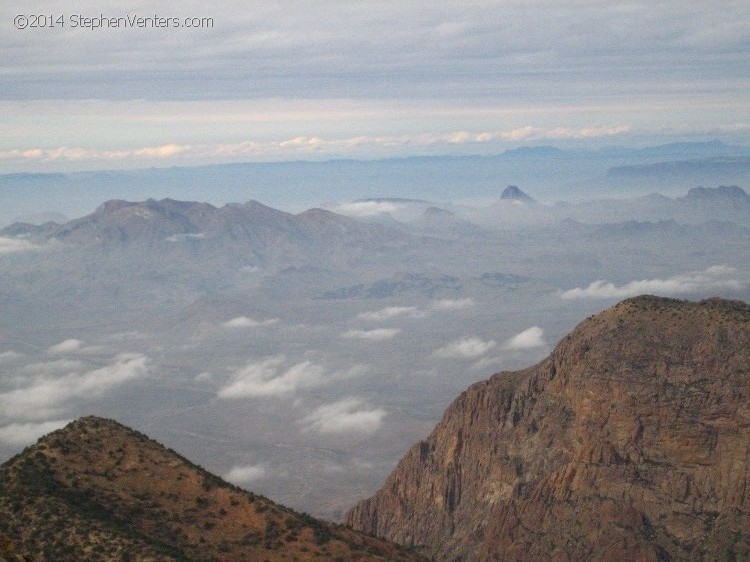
(345, 296, 750, 561)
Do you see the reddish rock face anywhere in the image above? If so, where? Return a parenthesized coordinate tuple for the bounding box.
(346, 296, 750, 561)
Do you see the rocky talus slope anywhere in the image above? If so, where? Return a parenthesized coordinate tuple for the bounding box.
(0, 417, 425, 561)
(346, 296, 750, 561)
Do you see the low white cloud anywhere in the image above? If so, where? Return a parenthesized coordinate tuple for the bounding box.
(0, 124, 636, 169)
(0, 353, 148, 420)
(21, 359, 84, 376)
(341, 328, 401, 341)
(0, 237, 42, 254)
(222, 316, 279, 328)
(331, 201, 401, 217)
(301, 397, 386, 435)
(561, 265, 745, 300)
(0, 143, 191, 163)
(48, 339, 83, 354)
(165, 232, 206, 242)
(357, 306, 418, 321)
(431, 298, 475, 311)
(0, 350, 23, 363)
(0, 419, 72, 446)
(506, 326, 546, 349)
(470, 356, 502, 372)
(224, 464, 267, 485)
(435, 336, 496, 358)
(217, 356, 325, 399)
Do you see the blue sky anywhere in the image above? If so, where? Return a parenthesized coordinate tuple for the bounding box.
(2, 0, 749, 172)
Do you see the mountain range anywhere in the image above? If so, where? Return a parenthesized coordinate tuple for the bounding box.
(0, 188, 748, 525)
(3, 140, 750, 228)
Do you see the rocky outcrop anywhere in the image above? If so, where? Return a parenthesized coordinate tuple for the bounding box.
(346, 296, 750, 561)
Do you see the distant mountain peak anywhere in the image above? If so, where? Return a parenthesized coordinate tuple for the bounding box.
(500, 185, 535, 202)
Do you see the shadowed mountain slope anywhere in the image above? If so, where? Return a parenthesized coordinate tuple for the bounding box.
(346, 296, 750, 561)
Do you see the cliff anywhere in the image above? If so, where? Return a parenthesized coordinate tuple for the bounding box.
(345, 296, 750, 561)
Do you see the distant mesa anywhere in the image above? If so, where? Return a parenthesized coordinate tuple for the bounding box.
(684, 184, 748, 200)
(499, 185, 535, 203)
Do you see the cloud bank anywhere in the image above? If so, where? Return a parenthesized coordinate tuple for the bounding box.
(0, 237, 43, 254)
(333, 201, 402, 217)
(561, 265, 744, 300)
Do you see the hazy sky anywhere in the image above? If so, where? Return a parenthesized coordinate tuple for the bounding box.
(2, 0, 749, 171)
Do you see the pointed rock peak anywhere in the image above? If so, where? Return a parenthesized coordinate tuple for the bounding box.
(500, 185, 535, 202)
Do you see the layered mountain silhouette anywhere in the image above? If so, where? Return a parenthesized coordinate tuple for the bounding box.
(346, 296, 750, 561)
(8, 198, 398, 248)
(0, 417, 424, 561)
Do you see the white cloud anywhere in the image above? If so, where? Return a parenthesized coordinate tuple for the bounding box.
(48, 339, 83, 354)
(435, 336, 496, 358)
(224, 464, 267, 485)
(0, 144, 191, 164)
(333, 201, 401, 217)
(21, 359, 84, 376)
(356, 306, 418, 321)
(165, 232, 207, 242)
(0, 350, 23, 363)
(431, 298, 475, 311)
(301, 397, 386, 435)
(506, 326, 546, 349)
(561, 265, 745, 300)
(470, 356, 502, 372)
(222, 316, 279, 328)
(0, 353, 148, 420)
(0, 125, 636, 169)
(217, 356, 325, 399)
(0, 419, 72, 446)
(341, 328, 401, 341)
(0, 237, 42, 254)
